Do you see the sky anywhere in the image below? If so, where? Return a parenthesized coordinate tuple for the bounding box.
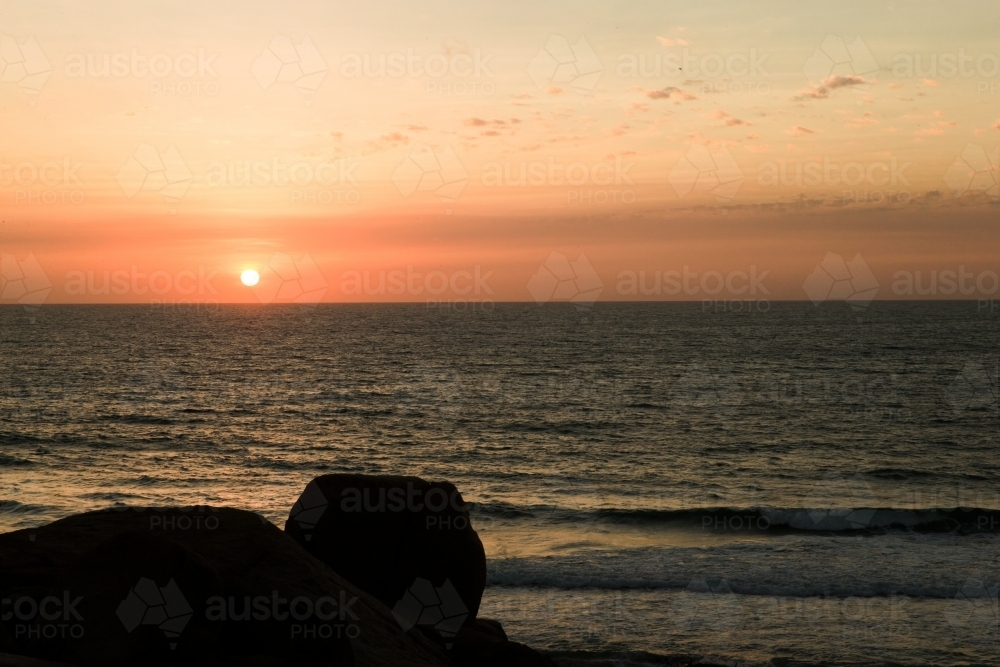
(1, 0, 999, 305)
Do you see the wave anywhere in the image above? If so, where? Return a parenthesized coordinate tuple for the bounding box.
(0, 500, 50, 515)
(485, 547, 1000, 598)
(470, 503, 1000, 534)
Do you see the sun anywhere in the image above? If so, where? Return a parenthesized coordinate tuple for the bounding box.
(240, 269, 260, 287)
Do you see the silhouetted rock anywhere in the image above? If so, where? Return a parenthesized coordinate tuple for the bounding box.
(0, 507, 450, 667)
(284, 475, 487, 637)
(452, 620, 556, 667)
(468, 619, 506, 642)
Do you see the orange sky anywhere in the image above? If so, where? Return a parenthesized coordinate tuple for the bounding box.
(1, 0, 998, 305)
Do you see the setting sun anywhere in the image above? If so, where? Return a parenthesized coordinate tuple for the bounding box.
(240, 269, 260, 287)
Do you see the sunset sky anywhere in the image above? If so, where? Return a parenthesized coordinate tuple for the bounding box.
(2, 0, 998, 304)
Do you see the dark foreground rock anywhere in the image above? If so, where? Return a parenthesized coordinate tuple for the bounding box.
(285, 475, 554, 667)
(0, 507, 450, 667)
(453, 621, 556, 667)
(285, 475, 487, 632)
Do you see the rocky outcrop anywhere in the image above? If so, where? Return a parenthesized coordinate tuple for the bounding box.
(1, 476, 557, 667)
(284, 475, 487, 630)
(285, 476, 554, 667)
(0, 507, 450, 667)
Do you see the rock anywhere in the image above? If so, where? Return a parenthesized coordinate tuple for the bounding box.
(468, 619, 506, 642)
(0, 653, 80, 667)
(452, 622, 556, 667)
(284, 474, 487, 641)
(0, 507, 451, 667)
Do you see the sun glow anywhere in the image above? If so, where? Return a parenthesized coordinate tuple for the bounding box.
(240, 269, 260, 287)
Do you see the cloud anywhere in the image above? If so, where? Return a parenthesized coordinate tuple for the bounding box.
(368, 132, 409, 151)
(923, 79, 939, 87)
(788, 126, 816, 136)
(464, 118, 488, 126)
(656, 36, 689, 47)
(744, 144, 770, 153)
(994, 120, 1000, 129)
(644, 86, 697, 101)
(746, 133, 760, 139)
(407, 125, 428, 132)
(793, 74, 867, 100)
(714, 110, 749, 126)
(545, 85, 564, 95)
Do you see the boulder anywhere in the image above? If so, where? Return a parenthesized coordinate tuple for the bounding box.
(0, 507, 451, 667)
(452, 620, 556, 667)
(284, 475, 487, 639)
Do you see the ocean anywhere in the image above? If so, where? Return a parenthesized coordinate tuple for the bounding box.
(1, 302, 998, 667)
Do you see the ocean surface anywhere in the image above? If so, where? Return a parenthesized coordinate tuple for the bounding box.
(1, 302, 998, 667)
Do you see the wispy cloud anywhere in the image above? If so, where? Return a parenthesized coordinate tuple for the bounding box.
(793, 74, 867, 100)
(641, 86, 697, 101)
(714, 110, 749, 126)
